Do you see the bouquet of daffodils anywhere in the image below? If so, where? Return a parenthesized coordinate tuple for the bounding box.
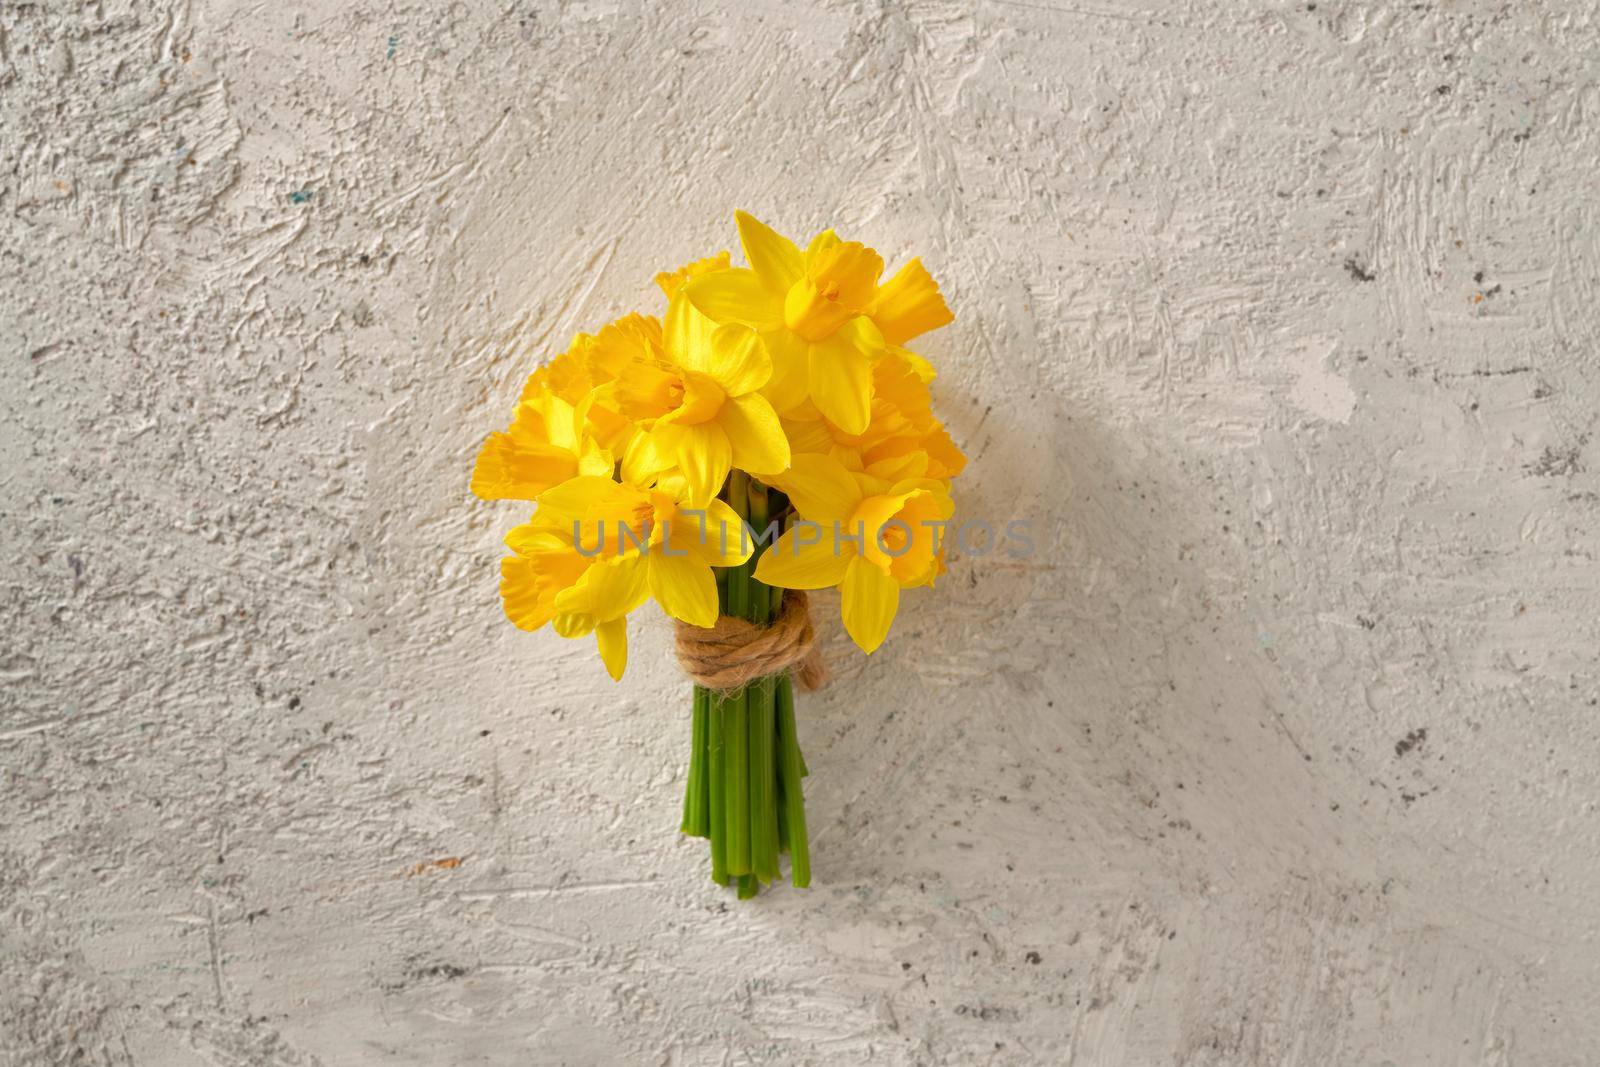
(472, 213, 964, 897)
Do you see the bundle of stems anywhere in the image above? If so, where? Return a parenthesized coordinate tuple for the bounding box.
(679, 472, 810, 898)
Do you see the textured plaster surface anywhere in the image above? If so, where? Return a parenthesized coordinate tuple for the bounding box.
(3, 1, 1599, 1064)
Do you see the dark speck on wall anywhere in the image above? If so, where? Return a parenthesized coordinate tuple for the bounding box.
(1395, 727, 1427, 757)
(1526, 440, 1586, 477)
(954, 1004, 1014, 1022)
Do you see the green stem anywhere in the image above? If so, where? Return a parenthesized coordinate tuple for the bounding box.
(681, 685, 709, 837)
(749, 676, 778, 882)
(776, 770, 790, 854)
(724, 689, 751, 876)
(776, 674, 810, 887)
(708, 693, 728, 884)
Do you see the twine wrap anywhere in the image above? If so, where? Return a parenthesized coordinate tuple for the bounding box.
(674, 590, 828, 693)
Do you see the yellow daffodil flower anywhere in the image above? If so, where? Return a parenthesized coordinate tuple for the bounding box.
(685, 211, 953, 436)
(549, 472, 753, 647)
(549, 554, 649, 681)
(754, 453, 954, 654)
(546, 556, 649, 680)
(781, 349, 966, 483)
(498, 472, 754, 679)
(521, 311, 658, 408)
(471, 389, 614, 502)
(498, 510, 619, 669)
(475, 311, 669, 503)
(500, 524, 595, 634)
(502, 523, 656, 681)
(560, 312, 666, 452)
(615, 292, 790, 507)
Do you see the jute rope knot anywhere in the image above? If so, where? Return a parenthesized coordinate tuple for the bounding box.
(674, 590, 828, 693)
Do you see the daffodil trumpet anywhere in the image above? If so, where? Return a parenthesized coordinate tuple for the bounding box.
(472, 212, 961, 898)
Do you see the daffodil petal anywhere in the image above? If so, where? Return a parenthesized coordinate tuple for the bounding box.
(808, 333, 875, 435)
(554, 554, 648, 618)
(595, 617, 628, 680)
(551, 611, 595, 639)
(576, 437, 617, 479)
(760, 329, 811, 414)
(736, 210, 804, 292)
(503, 525, 566, 557)
(649, 552, 718, 628)
(720, 394, 790, 476)
(685, 269, 783, 330)
(677, 423, 732, 508)
(622, 427, 673, 485)
(840, 555, 899, 654)
(706, 323, 771, 395)
(664, 290, 720, 372)
(781, 413, 835, 456)
(838, 314, 887, 359)
(689, 498, 755, 567)
(891, 345, 938, 383)
(771, 452, 860, 524)
(536, 475, 630, 516)
(753, 527, 852, 589)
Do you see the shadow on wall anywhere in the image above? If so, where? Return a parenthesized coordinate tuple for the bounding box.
(804, 361, 1369, 901)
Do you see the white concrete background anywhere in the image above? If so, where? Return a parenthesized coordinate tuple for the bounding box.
(3, 0, 1598, 1063)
